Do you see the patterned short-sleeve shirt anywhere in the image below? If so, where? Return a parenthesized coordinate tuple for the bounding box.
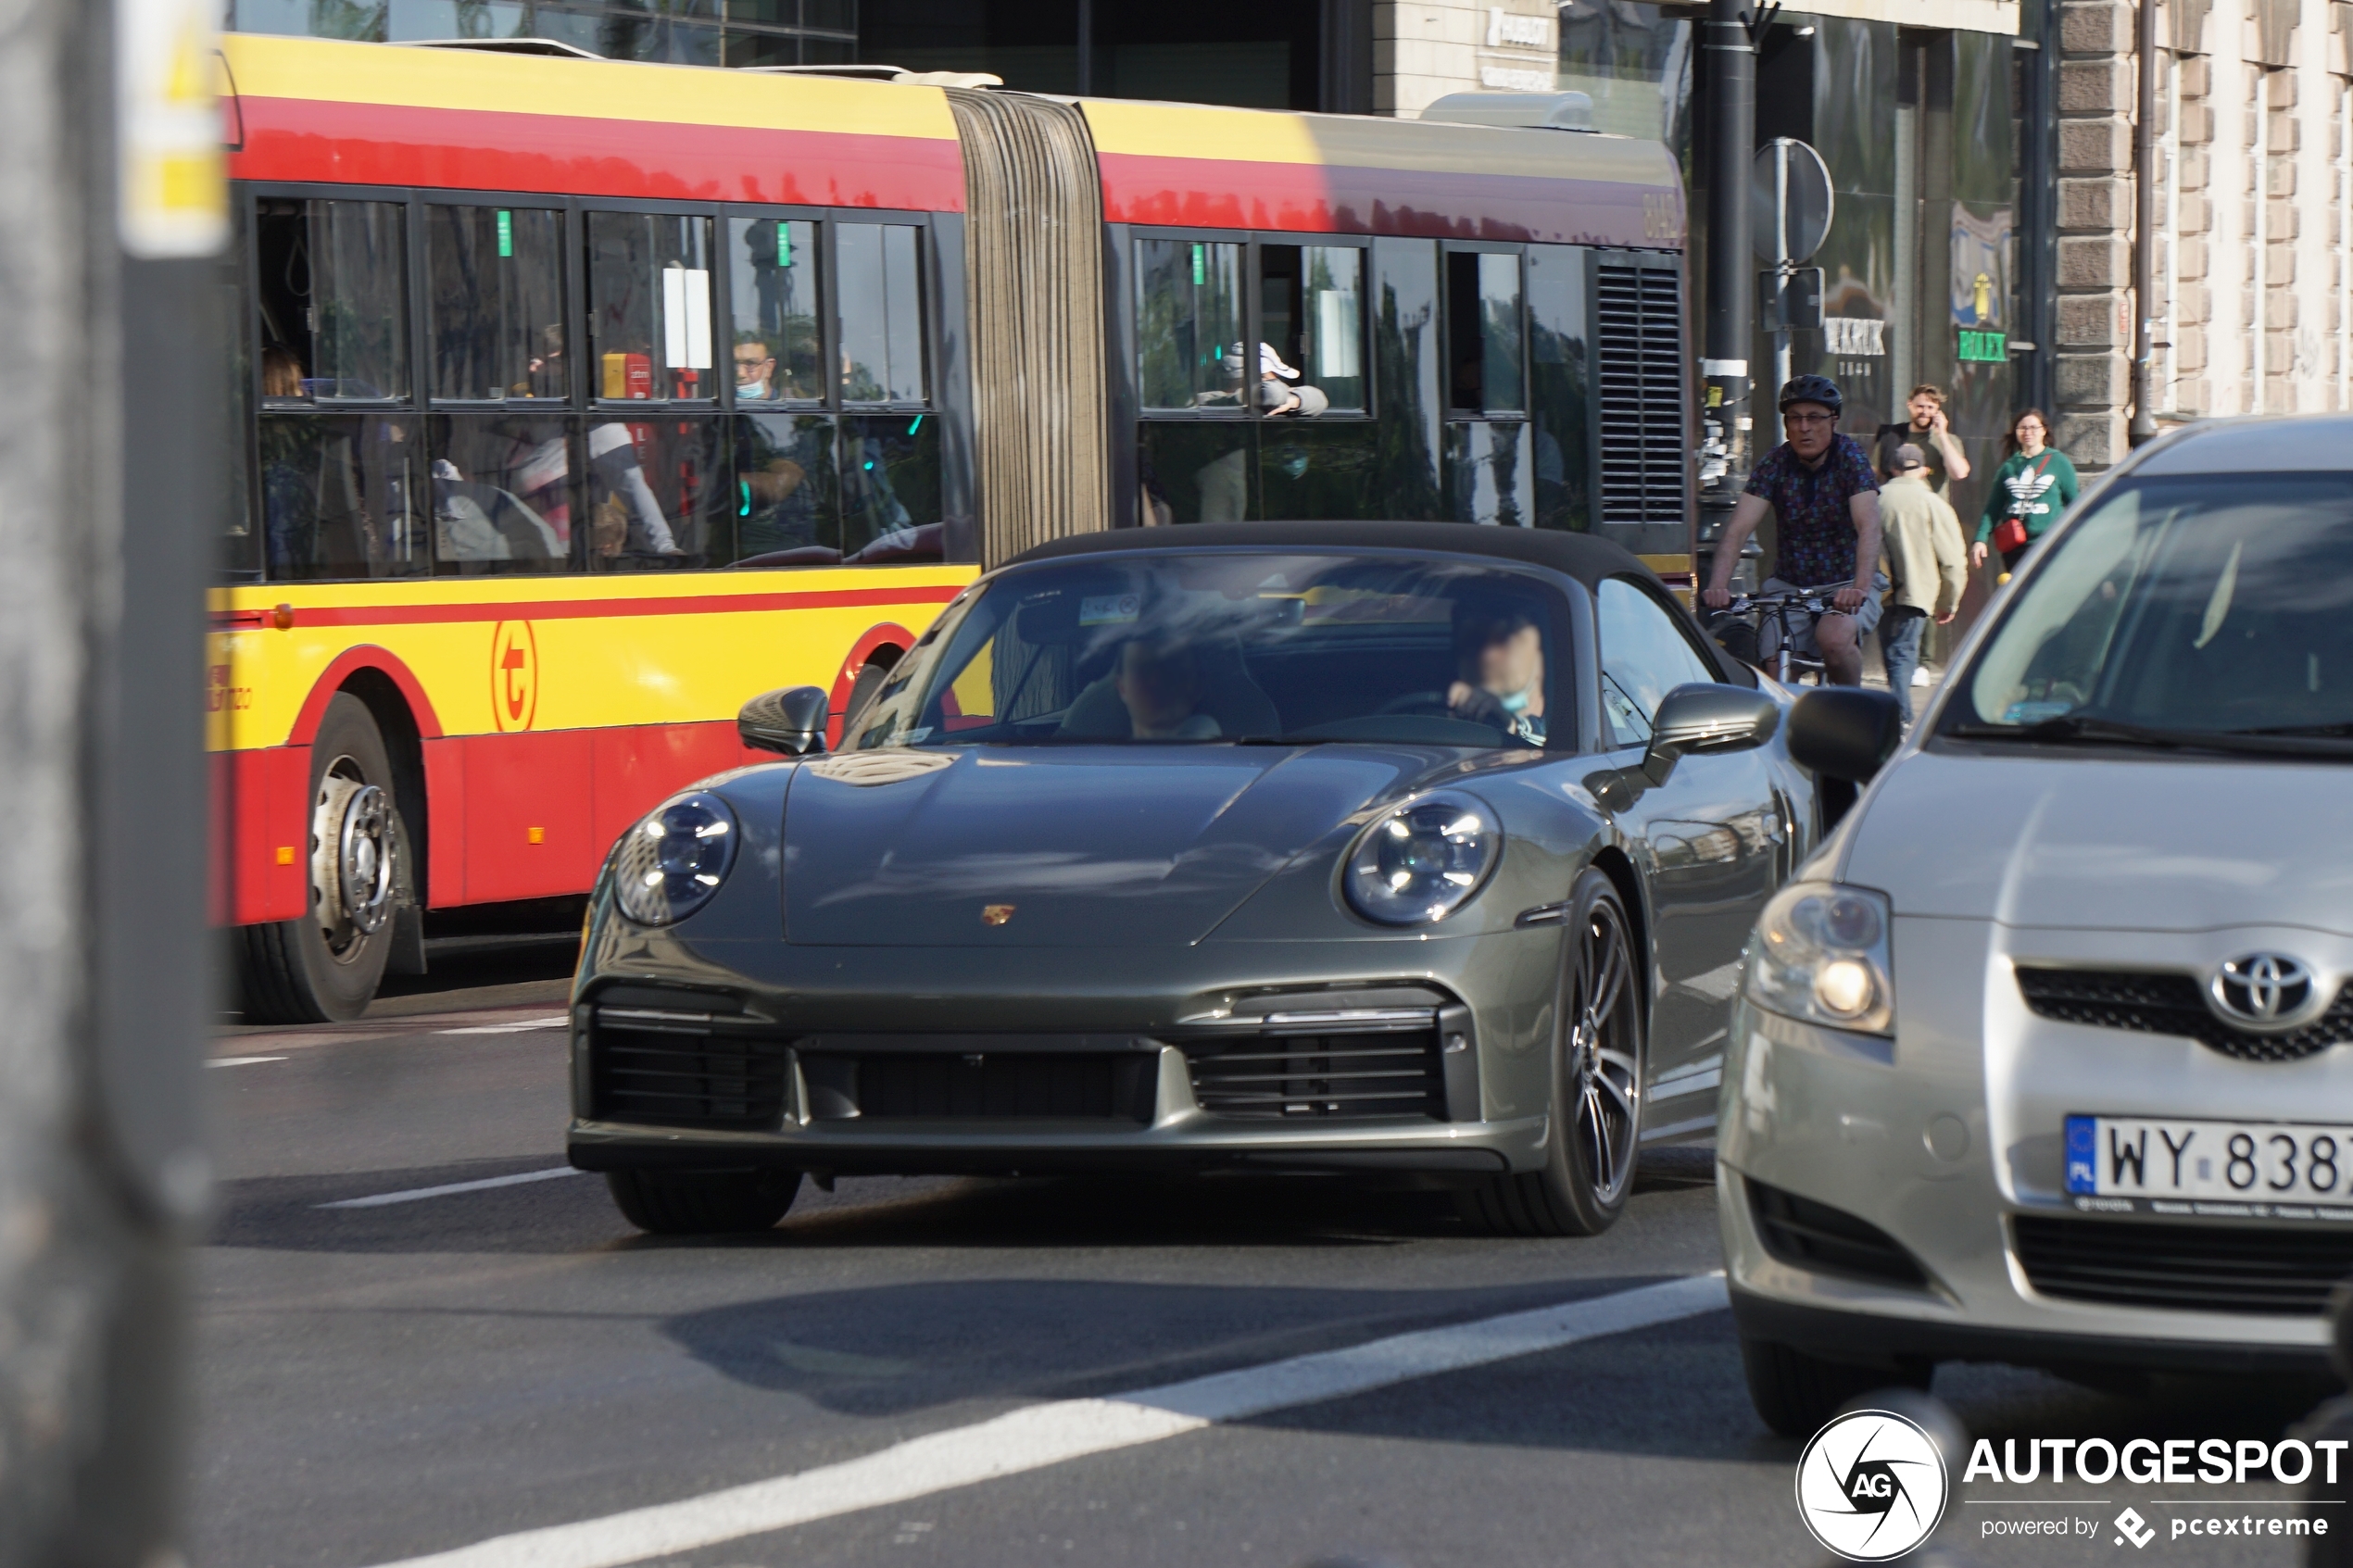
(1743, 433, 1881, 587)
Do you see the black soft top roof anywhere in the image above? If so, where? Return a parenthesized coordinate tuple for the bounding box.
(1000, 521, 1753, 687)
(1003, 521, 1663, 594)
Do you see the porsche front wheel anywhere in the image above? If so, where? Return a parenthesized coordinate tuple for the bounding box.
(1461, 869, 1644, 1237)
(606, 1169, 802, 1235)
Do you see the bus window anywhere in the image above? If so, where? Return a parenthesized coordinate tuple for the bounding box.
(1257, 245, 1365, 415)
(1527, 244, 1592, 531)
(427, 416, 575, 573)
(839, 414, 944, 562)
(258, 413, 425, 580)
(585, 419, 725, 569)
(256, 198, 407, 402)
(587, 213, 715, 403)
(837, 224, 925, 404)
(425, 206, 566, 402)
(1445, 251, 1525, 415)
(734, 411, 838, 561)
(1136, 239, 1242, 410)
(726, 218, 822, 404)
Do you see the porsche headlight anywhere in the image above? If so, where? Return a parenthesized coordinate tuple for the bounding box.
(1744, 881, 1895, 1035)
(1343, 791, 1499, 926)
(613, 791, 738, 926)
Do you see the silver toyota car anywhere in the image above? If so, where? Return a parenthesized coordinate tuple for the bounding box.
(1720, 415, 2353, 1436)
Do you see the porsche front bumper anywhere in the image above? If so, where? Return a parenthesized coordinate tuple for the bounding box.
(566, 932, 1565, 1178)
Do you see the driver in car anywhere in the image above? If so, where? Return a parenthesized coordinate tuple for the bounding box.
(1447, 606, 1548, 746)
(1115, 637, 1222, 740)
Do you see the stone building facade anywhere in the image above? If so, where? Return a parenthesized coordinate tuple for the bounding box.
(2056, 0, 2353, 466)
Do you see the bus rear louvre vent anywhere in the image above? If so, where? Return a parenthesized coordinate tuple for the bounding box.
(1595, 262, 1687, 526)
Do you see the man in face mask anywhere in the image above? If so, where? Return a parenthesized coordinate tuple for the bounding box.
(1448, 605, 1547, 746)
(734, 336, 777, 402)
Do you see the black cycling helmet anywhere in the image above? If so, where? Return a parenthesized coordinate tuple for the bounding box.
(1777, 374, 1843, 415)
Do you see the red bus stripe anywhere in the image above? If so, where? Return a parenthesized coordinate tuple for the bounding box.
(230, 95, 967, 210)
(269, 583, 964, 630)
(1095, 152, 1683, 247)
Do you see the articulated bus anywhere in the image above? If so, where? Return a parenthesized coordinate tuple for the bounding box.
(214, 32, 1690, 1022)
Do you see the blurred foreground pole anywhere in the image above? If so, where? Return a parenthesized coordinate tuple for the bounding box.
(0, 2, 220, 1563)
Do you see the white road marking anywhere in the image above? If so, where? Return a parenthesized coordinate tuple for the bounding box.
(208, 1055, 289, 1068)
(438, 1014, 571, 1035)
(360, 1273, 1729, 1568)
(319, 1167, 585, 1210)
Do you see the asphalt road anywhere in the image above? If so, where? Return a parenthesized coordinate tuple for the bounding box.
(197, 957, 2332, 1568)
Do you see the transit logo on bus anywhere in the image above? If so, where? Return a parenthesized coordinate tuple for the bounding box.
(491, 621, 539, 733)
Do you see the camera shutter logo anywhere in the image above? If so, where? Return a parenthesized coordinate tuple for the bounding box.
(1794, 1409, 1950, 1561)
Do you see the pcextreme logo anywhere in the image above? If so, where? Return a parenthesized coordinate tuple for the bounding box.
(1795, 1409, 1952, 1562)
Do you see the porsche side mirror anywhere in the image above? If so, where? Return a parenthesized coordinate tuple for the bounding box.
(739, 685, 830, 757)
(1642, 684, 1780, 784)
(1786, 686, 1903, 783)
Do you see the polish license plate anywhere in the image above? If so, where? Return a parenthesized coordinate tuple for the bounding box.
(2065, 1114, 2353, 1222)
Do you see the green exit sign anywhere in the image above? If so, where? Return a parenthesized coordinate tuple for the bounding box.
(1957, 329, 2007, 362)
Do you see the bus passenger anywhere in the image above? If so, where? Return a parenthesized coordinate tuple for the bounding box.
(587, 423, 681, 558)
(735, 335, 779, 401)
(263, 345, 308, 400)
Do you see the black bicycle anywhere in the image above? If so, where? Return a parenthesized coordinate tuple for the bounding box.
(1705, 584, 1853, 685)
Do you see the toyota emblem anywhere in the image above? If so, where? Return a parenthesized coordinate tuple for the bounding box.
(2209, 953, 2321, 1031)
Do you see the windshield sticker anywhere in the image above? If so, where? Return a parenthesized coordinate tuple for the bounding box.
(1079, 594, 1140, 626)
(2001, 700, 2075, 725)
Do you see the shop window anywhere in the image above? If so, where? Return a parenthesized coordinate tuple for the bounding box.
(1136, 238, 1244, 410)
(427, 415, 576, 573)
(1446, 250, 1525, 414)
(426, 206, 567, 402)
(588, 212, 715, 402)
(727, 218, 824, 404)
(1258, 245, 1365, 413)
(837, 224, 925, 404)
(258, 414, 425, 580)
(256, 197, 408, 402)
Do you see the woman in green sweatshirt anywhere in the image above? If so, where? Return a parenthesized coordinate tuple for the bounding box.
(1973, 408, 2080, 573)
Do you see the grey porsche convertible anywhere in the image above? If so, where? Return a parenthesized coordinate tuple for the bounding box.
(568, 522, 1852, 1237)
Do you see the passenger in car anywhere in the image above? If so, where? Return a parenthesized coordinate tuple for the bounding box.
(1114, 638, 1221, 740)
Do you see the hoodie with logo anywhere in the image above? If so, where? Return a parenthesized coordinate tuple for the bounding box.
(1975, 447, 2081, 546)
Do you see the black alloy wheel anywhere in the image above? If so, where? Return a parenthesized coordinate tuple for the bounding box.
(1461, 867, 1645, 1236)
(235, 693, 403, 1023)
(606, 1169, 802, 1235)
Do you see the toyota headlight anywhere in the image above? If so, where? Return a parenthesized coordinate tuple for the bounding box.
(613, 791, 738, 926)
(1744, 882, 1895, 1035)
(1343, 791, 1499, 926)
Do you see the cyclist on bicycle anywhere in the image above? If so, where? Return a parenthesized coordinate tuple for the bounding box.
(1700, 374, 1887, 686)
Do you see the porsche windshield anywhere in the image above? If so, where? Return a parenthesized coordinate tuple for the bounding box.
(1952, 474, 2353, 752)
(852, 552, 1567, 749)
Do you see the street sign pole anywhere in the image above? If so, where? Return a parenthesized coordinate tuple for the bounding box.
(1772, 138, 1792, 394)
(1696, 0, 1757, 588)
(0, 2, 220, 1562)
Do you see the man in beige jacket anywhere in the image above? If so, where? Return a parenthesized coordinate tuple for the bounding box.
(1878, 444, 1969, 727)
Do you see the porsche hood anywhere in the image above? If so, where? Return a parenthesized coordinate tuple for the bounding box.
(778, 746, 1441, 947)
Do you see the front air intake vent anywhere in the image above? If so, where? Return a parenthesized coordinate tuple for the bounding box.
(1183, 1029, 1445, 1121)
(2014, 1214, 2353, 1315)
(1748, 1179, 1930, 1287)
(588, 1013, 791, 1132)
(2015, 966, 2353, 1063)
(1594, 259, 1687, 527)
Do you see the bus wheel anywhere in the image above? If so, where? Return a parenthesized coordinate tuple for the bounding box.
(236, 694, 401, 1023)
